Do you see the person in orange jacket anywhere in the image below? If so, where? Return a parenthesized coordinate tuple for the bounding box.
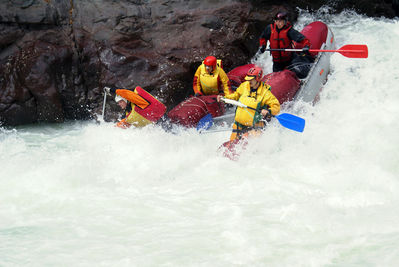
(104, 86, 166, 128)
(259, 11, 311, 72)
(193, 56, 232, 96)
(217, 67, 280, 140)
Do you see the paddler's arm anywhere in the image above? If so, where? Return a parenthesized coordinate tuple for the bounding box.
(288, 28, 311, 52)
(116, 88, 149, 109)
(193, 66, 203, 95)
(217, 81, 245, 102)
(259, 25, 271, 53)
(217, 91, 240, 103)
(261, 90, 280, 116)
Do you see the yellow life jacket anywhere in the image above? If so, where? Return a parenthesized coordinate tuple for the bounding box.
(124, 103, 153, 127)
(234, 83, 268, 127)
(199, 59, 223, 95)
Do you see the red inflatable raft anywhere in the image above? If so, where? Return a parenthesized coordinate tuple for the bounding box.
(168, 21, 333, 130)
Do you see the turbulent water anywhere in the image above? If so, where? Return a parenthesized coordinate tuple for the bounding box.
(1, 9, 399, 267)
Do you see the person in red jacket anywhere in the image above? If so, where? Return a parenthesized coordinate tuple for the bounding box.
(259, 11, 311, 72)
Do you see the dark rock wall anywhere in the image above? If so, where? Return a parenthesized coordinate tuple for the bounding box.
(0, 0, 397, 126)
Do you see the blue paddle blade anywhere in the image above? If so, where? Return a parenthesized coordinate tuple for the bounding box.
(275, 113, 305, 132)
(197, 113, 214, 131)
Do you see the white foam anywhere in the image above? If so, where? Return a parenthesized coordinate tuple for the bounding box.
(1, 10, 399, 266)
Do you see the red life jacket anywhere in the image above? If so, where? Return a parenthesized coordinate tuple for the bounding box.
(269, 22, 293, 63)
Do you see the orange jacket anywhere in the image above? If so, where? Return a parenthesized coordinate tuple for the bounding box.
(114, 87, 166, 128)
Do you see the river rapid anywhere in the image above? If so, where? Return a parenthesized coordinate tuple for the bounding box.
(1, 9, 399, 267)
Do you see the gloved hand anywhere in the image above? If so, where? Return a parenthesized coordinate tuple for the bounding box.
(302, 46, 310, 55)
(260, 45, 266, 53)
(103, 86, 112, 96)
(261, 109, 272, 122)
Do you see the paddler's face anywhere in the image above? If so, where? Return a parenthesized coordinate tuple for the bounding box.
(275, 19, 285, 29)
(249, 78, 258, 89)
(118, 100, 127, 109)
(205, 65, 214, 73)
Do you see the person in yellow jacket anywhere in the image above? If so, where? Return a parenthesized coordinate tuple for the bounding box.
(217, 67, 280, 140)
(193, 56, 232, 96)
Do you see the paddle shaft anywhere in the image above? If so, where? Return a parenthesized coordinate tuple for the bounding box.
(213, 112, 235, 122)
(102, 89, 107, 119)
(222, 98, 256, 110)
(265, 44, 368, 58)
(200, 128, 232, 134)
(221, 98, 269, 118)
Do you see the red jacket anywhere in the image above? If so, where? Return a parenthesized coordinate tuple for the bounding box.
(269, 22, 293, 63)
(259, 22, 311, 63)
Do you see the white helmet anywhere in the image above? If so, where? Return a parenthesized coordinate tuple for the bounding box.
(115, 94, 127, 103)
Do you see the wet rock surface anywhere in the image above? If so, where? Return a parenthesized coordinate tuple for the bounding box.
(0, 0, 396, 126)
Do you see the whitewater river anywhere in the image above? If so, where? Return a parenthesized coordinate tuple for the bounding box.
(1, 9, 399, 266)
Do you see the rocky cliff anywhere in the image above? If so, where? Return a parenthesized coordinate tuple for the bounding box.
(0, 0, 397, 126)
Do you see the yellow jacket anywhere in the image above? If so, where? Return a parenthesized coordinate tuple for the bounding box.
(193, 60, 231, 96)
(225, 81, 280, 115)
(224, 81, 280, 127)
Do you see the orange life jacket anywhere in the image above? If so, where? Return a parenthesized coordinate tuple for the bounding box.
(270, 22, 293, 63)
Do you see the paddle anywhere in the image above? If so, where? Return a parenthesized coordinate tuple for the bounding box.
(101, 87, 109, 120)
(197, 113, 213, 131)
(221, 98, 305, 132)
(199, 128, 232, 134)
(266, 44, 368, 58)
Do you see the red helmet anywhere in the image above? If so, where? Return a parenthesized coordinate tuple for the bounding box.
(245, 67, 263, 82)
(275, 11, 288, 21)
(204, 56, 217, 68)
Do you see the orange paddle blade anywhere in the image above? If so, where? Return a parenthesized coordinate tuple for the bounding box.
(338, 44, 368, 58)
(309, 44, 368, 58)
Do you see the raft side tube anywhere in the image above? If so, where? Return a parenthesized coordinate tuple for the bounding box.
(294, 23, 335, 103)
